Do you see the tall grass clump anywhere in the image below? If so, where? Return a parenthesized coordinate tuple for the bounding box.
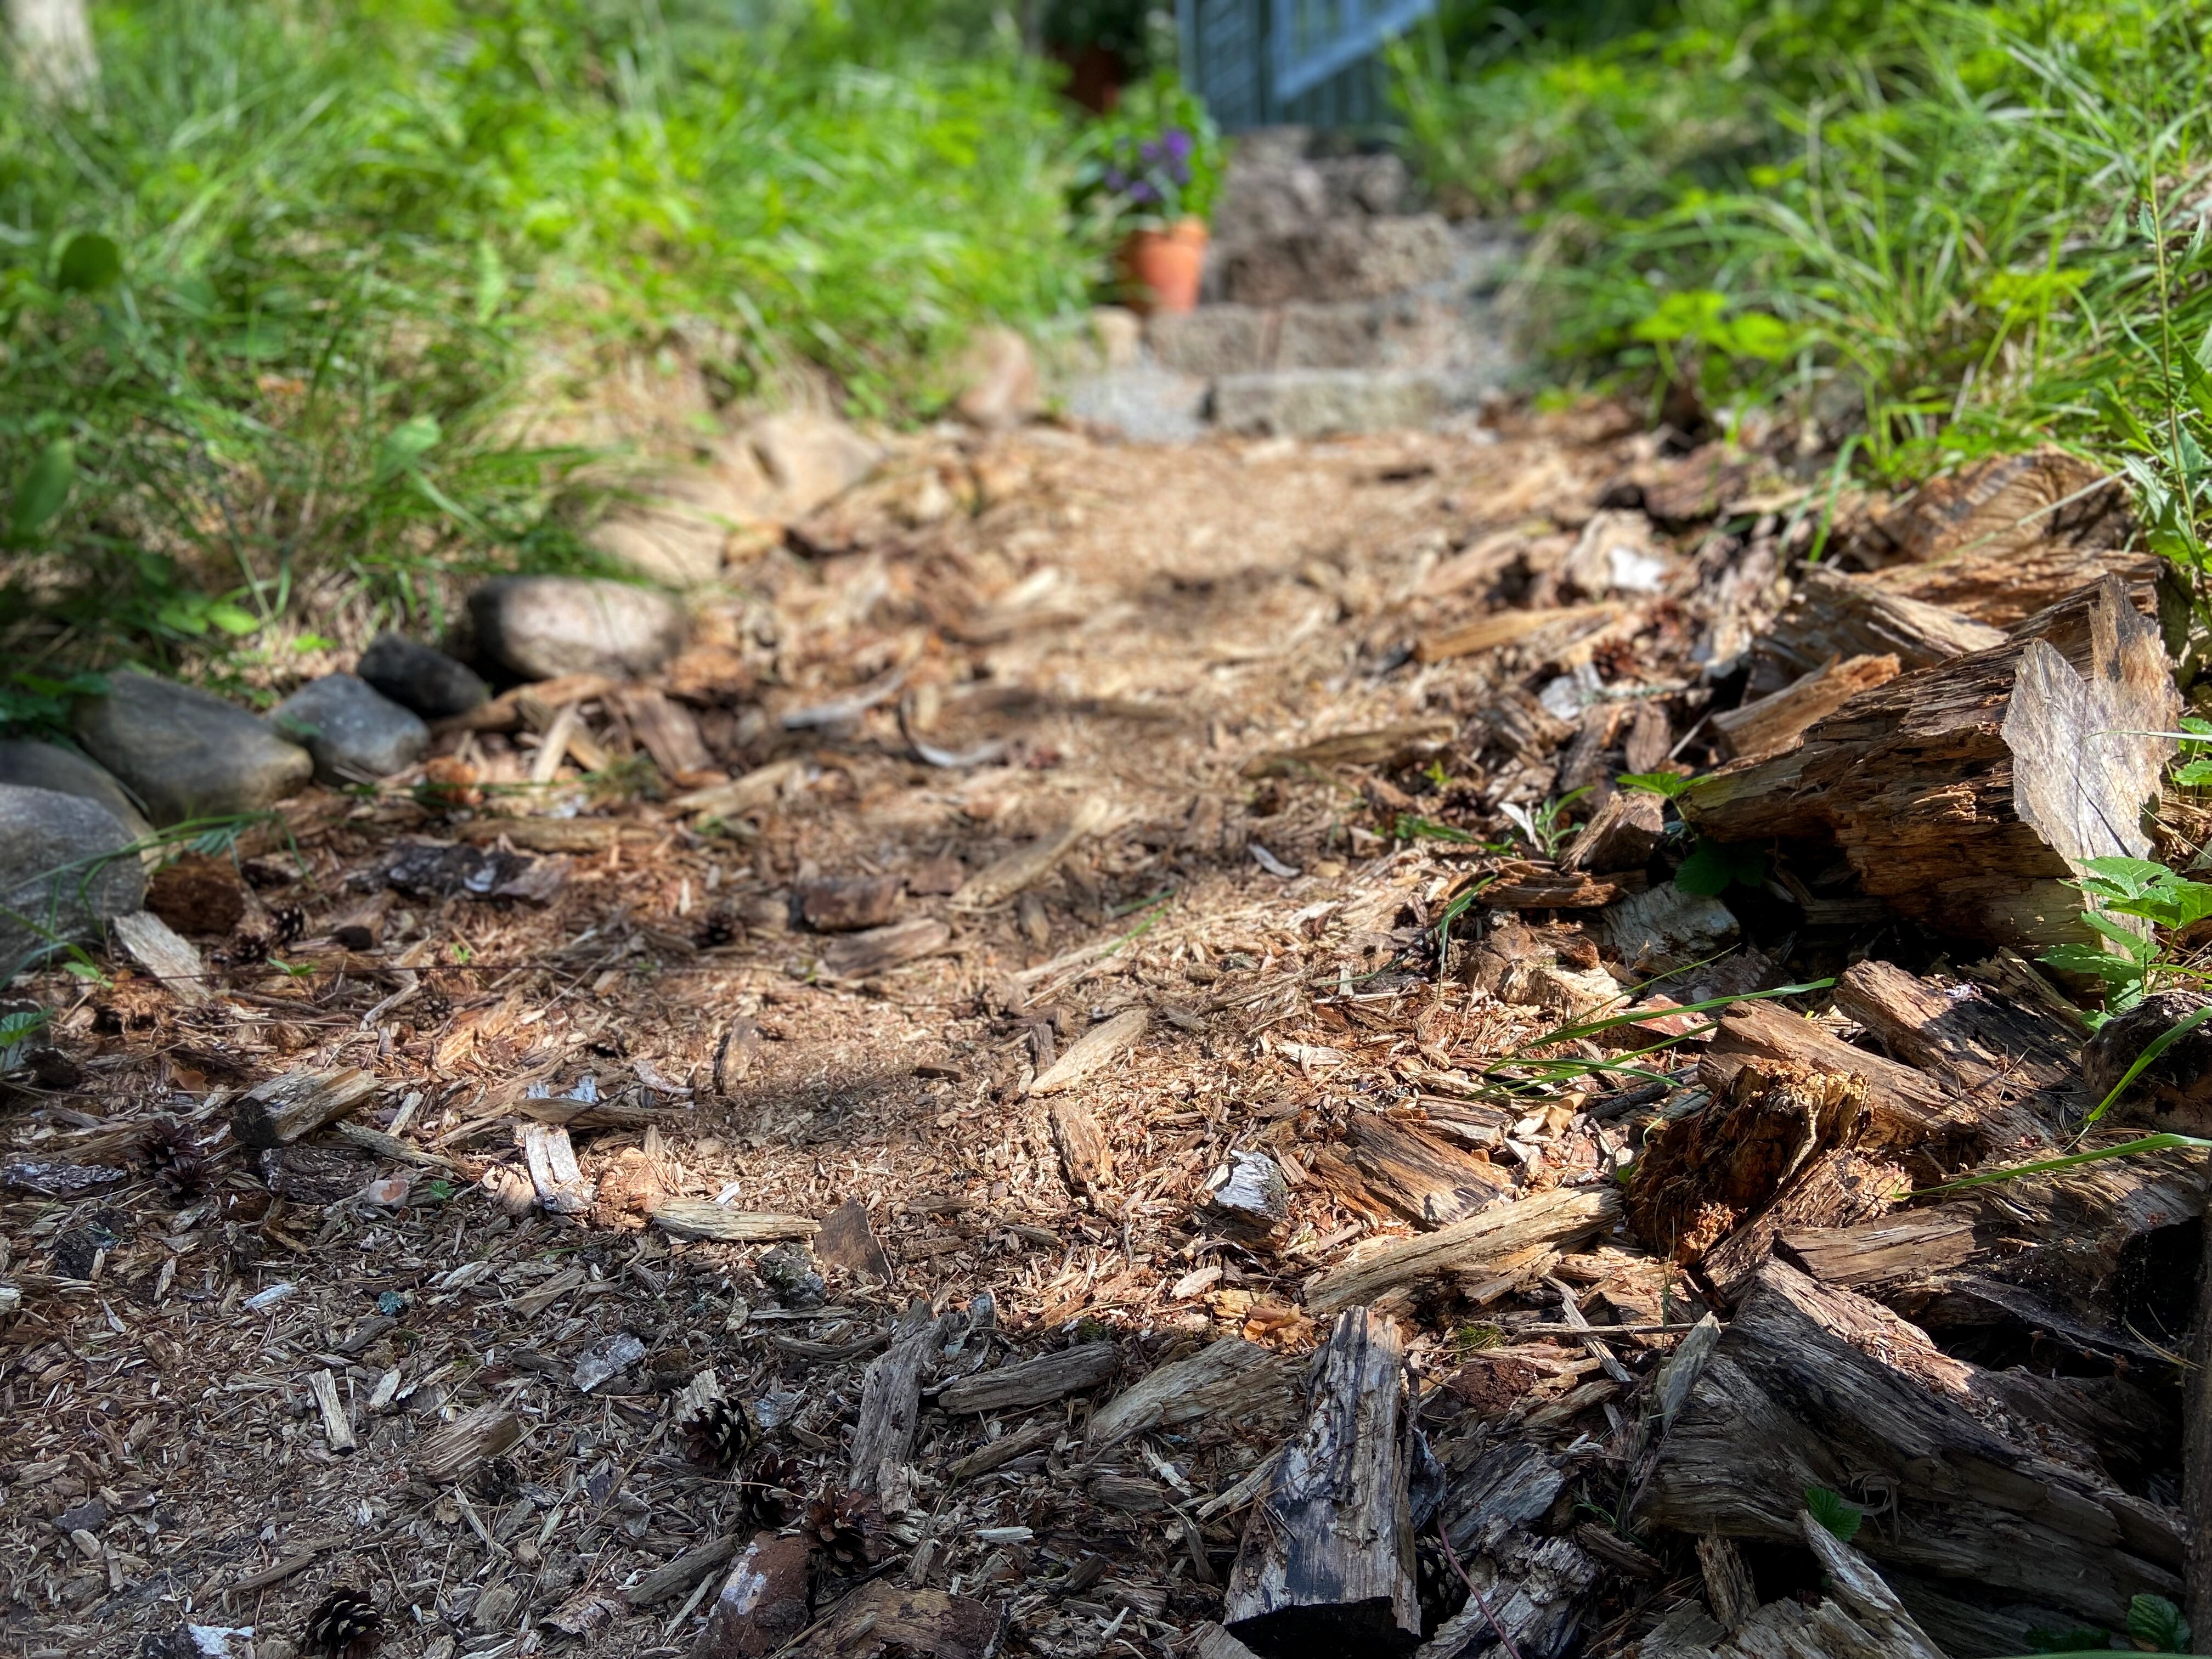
(0, 0, 1091, 685)
(1391, 1, 2212, 513)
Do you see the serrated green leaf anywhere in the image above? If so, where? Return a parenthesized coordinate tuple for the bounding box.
(1804, 1485, 1862, 1543)
(2078, 855, 2168, 896)
(1618, 770, 1694, 798)
(2127, 1593, 2189, 1649)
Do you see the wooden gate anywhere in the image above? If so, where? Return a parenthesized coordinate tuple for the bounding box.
(1178, 0, 1435, 129)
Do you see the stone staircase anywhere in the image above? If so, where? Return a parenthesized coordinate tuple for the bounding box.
(1067, 128, 1518, 440)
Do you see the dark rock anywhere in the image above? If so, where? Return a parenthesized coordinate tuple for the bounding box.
(2082, 989, 2212, 1137)
(357, 631, 489, 719)
(269, 673, 429, 781)
(0, 784, 146, 972)
(795, 874, 902, 933)
(383, 840, 551, 903)
(469, 576, 688, 681)
(0, 738, 153, 845)
(54, 1497, 108, 1533)
(814, 1198, 893, 1280)
(70, 672, 313, 826)
(697, 1532, 811, 1658)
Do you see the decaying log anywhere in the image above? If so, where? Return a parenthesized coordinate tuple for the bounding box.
(849, 1302, 943, 1506)
(1344, 1116, 1512, 1228)
(231, 1067, 379, 1152)
(1696, 1145, 1904, 1307)
(1637, 1259, 2184, 1624)
(1090, 1337, 1293, 1448)
(2083, 988, 2212, 1138)
(1418, 1536, 1597, 1659)
(1853, 446, 2130, 571)
(1711, 652, 1898, 762)
(1561, 788, 1663, 874)
(1304, 1186, 1621, 1316)
(1687, 577, 2179, 952)
(816, 917, 951, 979)
(1864, 540, 2160, 628)
(935, 1341, 1118, 1414)
(1224, 1308, 1421, 1658)
(1745, 566, 2005, 696)
(786, 1582, 997, 1659)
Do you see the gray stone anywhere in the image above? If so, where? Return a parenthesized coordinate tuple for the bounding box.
(357, 631, 489, 720)
(0, 785, 145, 973)
(952, 326, 1041, 428)
(744, 413, 883, 518)
(1149, 307, 1271, 377)
(1061, 365, 1209, 443)
(269, 674, 430, 782)
(1212, 369, 1470, 437)
(469, 577, 689, 681)
(0, 739, 153, 846)
(70, 673, 314, 827)
(1218, 215, 1460, 306)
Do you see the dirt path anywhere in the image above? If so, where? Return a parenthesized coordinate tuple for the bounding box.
(2, 407, 1826, 1658)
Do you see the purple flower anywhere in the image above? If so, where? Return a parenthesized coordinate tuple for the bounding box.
(1104, 167, 1128, 193)
(1130, 181, 1159, 204)
(1164, 128, 1193, 161)
(1139, 138, 1163, 165)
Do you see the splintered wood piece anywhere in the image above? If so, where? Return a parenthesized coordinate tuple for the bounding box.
(306, 1368, 356, 1454)
(1698, 1534, 1758, 1632)
(1711, 652, 1899, 761)
(672, 757, 803, 825)
(410, 1402, 521, 1483)
(786, 1582, 996, 1659)
(1304, 1186, 1620, 1316)
(625, 1531, 743, 1609)
(1864, 541, 2160, 628)
(650, 1199, 817, 1242)
(1417, 602, 1618, 665)
(952, 795, 1113, 909)
(1688, 578, 2178, 951)
(1627, 1060, 1867, 1269)
(1637, 1259, 2183, 1626)
(849, 1306, 943, 1506)
(1696, 1144, 1904, 1305)
(936, 1341, 1118, 1414)
(111, 911, 208, 1005)
(1417, 1537, 1598, 1657)
(1028, 1009, 1147, 1095)
(1240, 720, 1457, 778)
(231, 1068, 379, 1152)
(1090, 1337, 1292, 1448)
(947, 1416, 1060, 1482)
(1342, 1116, 1512, 1229)
(1744, 566, 2006, 697)
(1049, 1098, 1113, 1199)
(1561, 788, 1664, 874)
(1223, 1308, 1421, 1659)
(611, 685, 716, 782)
(816, 917, 951, 979)
(1860, 447, 2129, 570)
(1479, 859, 1641, 910)
(1205, 1151, 1291, 1243)
(1793, 1508, 1948, 1659)
(795, 874, 902, 933)
(523, 1124, 594, 1215)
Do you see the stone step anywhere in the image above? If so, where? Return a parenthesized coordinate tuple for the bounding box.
(1211, 368, 1496, 439)
(1211, 213, 1469, 307)
(1148, 294, 1491, 379)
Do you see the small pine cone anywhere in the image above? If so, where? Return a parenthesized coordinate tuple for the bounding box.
(674, 1368, 757, 1469)
(1415, 1534, 1466, 1635)
(803, 1489, 881, 1572)
(302, 1585, 383, 1659)
(271, 904, 307, 947)
(695, 903, 742, 949)
(469, 1455, 522, 1507)
(739, 1451, 802, 1531)
(139, 1118, 211, 1199)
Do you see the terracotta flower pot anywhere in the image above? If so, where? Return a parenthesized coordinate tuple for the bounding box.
(1119, 218, 1207, 315)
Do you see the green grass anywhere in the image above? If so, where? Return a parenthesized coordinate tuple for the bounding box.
(0, 0, 1093, 687)
(1391, 0, 2212, 536)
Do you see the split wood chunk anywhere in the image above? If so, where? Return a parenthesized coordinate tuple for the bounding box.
(1048, 1098, 1113, 1200)
(1088, 1336, 1292, 1448)
(111, 910, 208, 1004)
(1637, 1258, 2184, 1626)
(1479, 859, 1643, 910)
(1241, 720, 1455, 778)
(231, 1068, 379, 1152)
(947, 1415, 1059, 1481)
(1417, 1536, 1598, 1658)
(1790, 1507, 1948, 1659)
(1028, 1008, 1146, 1095)
(1863, 539, 2161, 628)
(1343, 1116, 1512, 1229)
(649, 1199, 818, 1243)
(306, 1368, 355, 1454)
(672, 758, 803, 825)
(1416, 602, 1618, 665)
(1711, 652, 1898, 761)
(2082, 988, 2212, 1138)
(849, 1303, 942, 1506)
(1223, 1308, 1421, 1659)
(409, 1401, 522, 1483)
(1695, 1142, 1904, 1306)
(522, 1124, 594, 1214)
(1745, 566, 2006, 696)
(795, 873, 902, 934)
(816, 917, 951, 980)
(1204, 1150, 1291, 1243)
(1626, 1060, 1868, 1268)
(435, 670, 613, 735)
(1856, 446, 2130, 571)
(1687, 577, 2179, 951)
(608, 685, 716, 783)
(936, 1341, 1118, 1414)
(952, 795, 1112, 909)
(783, 1581, 997, 1659)
(1304, 1186, 1620, 1316)
(1561, 789, 1663, 875)
(694, 1532, 809, 1656)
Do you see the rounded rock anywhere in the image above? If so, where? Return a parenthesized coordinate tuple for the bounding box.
(356, 631, 489, 720)
(468, 576, 689, 681)
(0, 738, 154, 846)
(0, 784, 146, 974)
(70, 672, 313, 827)
(269, 674, 430, 782)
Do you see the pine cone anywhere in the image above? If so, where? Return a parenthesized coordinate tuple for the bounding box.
(803, 1489, 881, 1572)
(302, 1586, 383, 1659)
(470, 1455, 522, 1507)
(674, 1368, 757, 1469)
(1415, 1534, 1467, 1635)
(139, 1118, 211, 1198)
(695, 903, 742, 949)
(738, 1451, 802, 1531)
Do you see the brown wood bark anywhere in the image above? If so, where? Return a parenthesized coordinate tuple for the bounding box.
(935, 1341, 1119, 1414)
(849, 1302, 942, 1505)
(1712, 652, 1898, 761)
(1561, 787, 1663, 874)
(230, 1067, 379, 1151)
(2187, 1215, 2212, 1651)
(1852, 447, 2130, 571)
(1637, 1259, 2184, 1626)
(1864, 540, 2160, 628)
(1343, 1116, 1512, 1228)
(1223, 1308, 1421, 1658)
(1745, 566, 2004, 696)
(1303, 1186, 1620, 1315)
(1687, 577, 2180, 952)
